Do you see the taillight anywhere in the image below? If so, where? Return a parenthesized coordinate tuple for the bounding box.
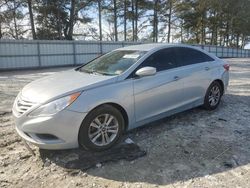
(223, 64, 230, 71)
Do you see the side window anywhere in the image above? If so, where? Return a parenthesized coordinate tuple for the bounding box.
(201, 51, 214, 62)
(175, 47, 214, 66)
(137, 48, 177, 72)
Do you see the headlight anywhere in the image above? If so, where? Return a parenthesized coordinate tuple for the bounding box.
(28, 92, 81, 117)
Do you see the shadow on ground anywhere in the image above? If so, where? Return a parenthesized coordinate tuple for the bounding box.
(39, 94, 250, 185)
(40, 142, 146, 170)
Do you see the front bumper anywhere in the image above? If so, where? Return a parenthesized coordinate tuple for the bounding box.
(13, 109, 87, 150)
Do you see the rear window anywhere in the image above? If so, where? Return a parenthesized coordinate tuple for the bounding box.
(175, 47, 214, 66)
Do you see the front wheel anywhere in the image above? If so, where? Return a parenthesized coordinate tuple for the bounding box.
(203, 81, 223, 110)
(78, 105, 124, 151)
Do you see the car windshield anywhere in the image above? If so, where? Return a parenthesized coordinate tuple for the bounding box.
(79, 50, 146, 76)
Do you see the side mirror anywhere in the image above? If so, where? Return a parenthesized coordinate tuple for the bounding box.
(135, 67, 156, 77)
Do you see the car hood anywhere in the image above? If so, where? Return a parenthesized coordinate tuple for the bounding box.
(20, 69, 117, 104)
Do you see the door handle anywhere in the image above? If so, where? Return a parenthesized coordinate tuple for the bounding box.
(173, 76, 180, 81)
(205, 67, 210, 71)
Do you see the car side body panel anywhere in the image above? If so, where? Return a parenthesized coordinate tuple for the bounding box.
(180, 62, 214, 105)
(68, 79, 136, 128)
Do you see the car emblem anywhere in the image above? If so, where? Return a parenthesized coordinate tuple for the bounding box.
(17, 100, 21, 107)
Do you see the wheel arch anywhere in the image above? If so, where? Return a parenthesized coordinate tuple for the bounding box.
(85, 102, 129, 131)
(213, 79, 224, 94)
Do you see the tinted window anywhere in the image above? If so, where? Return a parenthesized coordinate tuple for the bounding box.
(175, 47, 214, 66)
(137, 48, 177, 72)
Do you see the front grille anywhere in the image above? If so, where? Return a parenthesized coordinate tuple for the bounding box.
(14, 96, 35, 116)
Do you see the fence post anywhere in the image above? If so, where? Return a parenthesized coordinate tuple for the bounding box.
(37, 41, 41, 67)
(215, 46, 218, 57)
(227, 47, 229, 57)
(222, 46, 224, 57)
(73, 41, 77, 65)
(99, 41, 103, 55)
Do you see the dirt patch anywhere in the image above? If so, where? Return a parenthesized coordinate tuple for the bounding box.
(1, 59, 250, 188)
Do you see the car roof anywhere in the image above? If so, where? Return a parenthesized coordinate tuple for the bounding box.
(115, 43, 219, 61)
(117, 43, 194, 52)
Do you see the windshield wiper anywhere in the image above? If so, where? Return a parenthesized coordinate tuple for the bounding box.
(79, 69, 94, 74)
(79, 69, 117, 76)
(95, 71, 117, 76)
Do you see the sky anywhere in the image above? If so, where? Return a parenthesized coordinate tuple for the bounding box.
(244, 43, 250, 49)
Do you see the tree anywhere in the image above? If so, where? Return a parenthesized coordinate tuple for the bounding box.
(1, 0, 250, 46)
(35, 0, 92, 40)
(64, 0, 93, 40)
(36, 0, 67, 39)
(156, 0, 179, 43)
(177, 0, 209, 44)
(27, 0, 36, 39)
(126, 0, 151, 41)
(98, 0, 102, 41)
(65, 0, 76, 40)
(152, 0, 159, 42)
(123, 0, 127, 41)
(113, 0, 118, 41)
(0, 0, 27, 39)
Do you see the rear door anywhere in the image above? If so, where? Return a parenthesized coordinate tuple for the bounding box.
(132, 48, 185, 123)
(174, 47, 215, 105)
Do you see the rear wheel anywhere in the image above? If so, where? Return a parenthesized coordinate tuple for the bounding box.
(78, 105, 124, 151)
(203, 81, 223, 110)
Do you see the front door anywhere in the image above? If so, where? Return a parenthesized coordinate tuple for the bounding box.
(132, 48, 185, 122)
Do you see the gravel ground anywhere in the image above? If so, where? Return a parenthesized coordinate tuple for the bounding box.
(0, 58, 250, 188)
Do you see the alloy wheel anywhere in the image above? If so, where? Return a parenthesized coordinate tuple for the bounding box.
(208, 85, 221, 106)
(88, 114, 119, 146)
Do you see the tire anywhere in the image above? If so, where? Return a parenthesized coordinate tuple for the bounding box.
(203, 81, 223, 110)
(78, 104, 125, 151)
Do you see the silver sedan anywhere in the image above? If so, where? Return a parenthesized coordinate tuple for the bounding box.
(12, 44, 229, 151)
